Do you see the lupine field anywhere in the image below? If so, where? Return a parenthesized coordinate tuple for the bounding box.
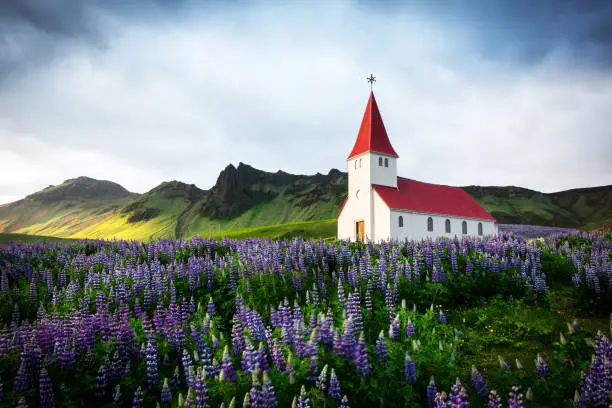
(0, 232, 610, 408)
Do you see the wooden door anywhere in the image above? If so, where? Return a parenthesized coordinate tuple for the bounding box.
(356, 221, 364, 242)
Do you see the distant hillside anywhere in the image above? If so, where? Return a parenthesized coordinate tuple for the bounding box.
(462, 185, 612, 231)
(0, 164, 610, 240)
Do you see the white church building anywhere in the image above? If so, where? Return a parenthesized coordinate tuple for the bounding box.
(337, 91, 499, 242)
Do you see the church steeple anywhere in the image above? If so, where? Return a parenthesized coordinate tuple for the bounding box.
(347, 91, 399, 160)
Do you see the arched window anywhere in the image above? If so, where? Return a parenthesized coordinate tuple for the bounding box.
(384, 158, 389, 167)
(462, 221, 468, 234)
(359, 158, 362, 168)
(478, 222, 483, 236)
(354, 160, 358, 169)
(445, 219, 451, 233)
(399, 216, 404, 227)
(378, 157, 383, 166)
(427, 217, 433, 232)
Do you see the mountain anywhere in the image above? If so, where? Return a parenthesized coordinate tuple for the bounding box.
(0, 177, 137, 237)
(0, 165, 610, 240)
(24, 176, 134, 203)
(462, 184, 612, 231)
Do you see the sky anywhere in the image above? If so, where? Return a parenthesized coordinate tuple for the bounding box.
(1, 0, 611, 204)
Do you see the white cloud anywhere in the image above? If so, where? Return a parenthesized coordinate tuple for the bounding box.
(0, 1, 610, 204)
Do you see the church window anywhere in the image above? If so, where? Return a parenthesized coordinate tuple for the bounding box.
(427, 217, 433, 231)
(399, 216, 403, 227)
(359, 158, 362, 168)
(462, 221, 468, 234)
(378, 157, 383, 166)
(354, 160, 358, 169)
(384, 158, 388, 167)
(478, 222, 483, 236)
(445, 219, 451, 233)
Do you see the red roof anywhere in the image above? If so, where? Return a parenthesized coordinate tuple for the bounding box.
(373, 177, 496, 221)
(347, 91, 399, 160)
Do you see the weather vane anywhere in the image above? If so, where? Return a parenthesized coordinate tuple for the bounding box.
(366, 74, 376, 90)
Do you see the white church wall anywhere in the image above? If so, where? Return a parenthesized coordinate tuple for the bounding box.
(389, 210, 498, 242)
(338, 153, 375, 241)
(372, 190, 391, 241)
(347, 153, 372, 198)
(369, 153, 397, 188)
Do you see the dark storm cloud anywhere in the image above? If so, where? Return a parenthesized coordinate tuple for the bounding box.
(0, 0, 204, 80)
(0, 0, 91, 37)
(361, 0, 612, 68)
(2, 0, 612, 79)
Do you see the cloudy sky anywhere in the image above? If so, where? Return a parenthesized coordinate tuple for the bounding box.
(1, 0, 611, 204)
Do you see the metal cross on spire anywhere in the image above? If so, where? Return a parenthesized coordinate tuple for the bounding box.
(366, 74, 376, 90)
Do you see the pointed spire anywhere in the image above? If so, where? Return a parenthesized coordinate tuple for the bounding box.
(347, 91, 399, 160)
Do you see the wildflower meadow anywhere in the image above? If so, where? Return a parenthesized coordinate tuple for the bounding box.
(0, 231, 610, 407)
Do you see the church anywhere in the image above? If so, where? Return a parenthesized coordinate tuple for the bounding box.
(337, 89, 498, 242)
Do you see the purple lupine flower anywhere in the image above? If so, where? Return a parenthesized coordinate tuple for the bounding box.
(255, 371, 275, 408)
(316, 364, 328, 390)
(241, 340, 258, 375)
(498, 355, 509, 370)
(294, 385, 311, 408)
(194, 368, 209, 408)
(507, 385, 524, 408)
(434, 392, 449, 407)
(340, 317, 356, 360)
(39, 368, 55, 408)
(249, 370, 263, 408)
(580, 333, 611, 407)
(487, 390, 502, 408)
(207, 297, 215, 317)
(328, 368, 341, 400)
(132, 386, 144, 408)
(269, 339, 285, 373)
(354, 332, 371, 377)
(471, 366, 489, 397)
(346, 292, 363, 333)
(339, 395, 350, 408)
(388, 316, 400, 340)
(161, 378, 172, 403)
(427, 377, 437, 408)
(307, 355, 318, 383)
(536, 354, 550, 378)
(171, 366, 181, 388)
(184, 387, 196, 408)
(448, 378, 470, 407)
(256, 343, 270, 373)
(146, 339, 159, 389)
(182, 349, 194, 386)
(439, 311, 446, 324)
(406, 319, 416, 338)
(375, 331, 388, 361)
(231, 319, 246, 356)
(404, 352, 417, 384)
(96, 363, 107, 397)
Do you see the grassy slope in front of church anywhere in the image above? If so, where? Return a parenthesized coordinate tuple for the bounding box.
(0, 219, 337, 244)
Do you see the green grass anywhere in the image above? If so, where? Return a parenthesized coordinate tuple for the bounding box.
(0, 219, 339, 243)
(194, 219, 337, 240)
(0, 233, 78, 245)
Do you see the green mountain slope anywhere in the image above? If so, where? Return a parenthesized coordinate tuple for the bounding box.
(0, 164, 610, 241)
